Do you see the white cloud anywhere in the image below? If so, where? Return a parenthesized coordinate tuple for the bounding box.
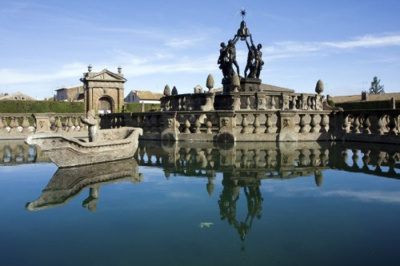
(0, 62, 86, 84)
(265, 33, 400, 59)
(324, 34, 400, 49)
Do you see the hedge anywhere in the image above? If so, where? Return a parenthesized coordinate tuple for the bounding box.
(124, 103, 160, 113)
(0, 100, 85, 113)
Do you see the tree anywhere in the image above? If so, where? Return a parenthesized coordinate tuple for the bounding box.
(369, 76, 385, 94)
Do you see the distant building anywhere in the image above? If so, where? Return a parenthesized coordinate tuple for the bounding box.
(0, 92, 36, 101)
(55, 85, 84, 102)
(331, 92, 400, 109)
(331, 92, 400, 104)
(125, 90, 163, 104)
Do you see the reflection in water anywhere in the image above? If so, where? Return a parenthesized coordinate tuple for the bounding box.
(135, 141, 400, 241)
(9, 139, 400, 241)
(219, 174, 263, 241)
(26, 158, 142, 212)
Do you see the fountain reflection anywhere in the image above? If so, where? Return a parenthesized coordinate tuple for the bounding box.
(26, 158, 142, 212)
(136, 141, 400, 241)
(137, 141, 400, 183)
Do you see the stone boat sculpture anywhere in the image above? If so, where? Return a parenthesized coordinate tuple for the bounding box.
(25, 110, 143, 167)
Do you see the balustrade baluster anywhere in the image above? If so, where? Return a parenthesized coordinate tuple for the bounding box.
(388, 115, 397, 135)
(55, 117, 63, 132)
(67, 117, 74, 132)
(184, 118, 191, 133)
(377, 115, 386, 135)
(270, 97, 276, 110)
(320, 114, 328, 133)
(363, 115, 371, 134)
(351, 149, 360, 169)
(9, 117, 18, 134)
(310, 114, 317, 133)
(245, 96, 251, 109)
(241, 114, 248, 133)
(21, 116, 30, 133)
(206, 120, 212, 134)
(264, 114, 272, 133)
(343, 115, 350, 133)
(362, 150, 371, 171)
(299, 114, 306, 133)
(194, 116, 201, 134)
(352, 115, 360, 134)
(73, 116, 80, 131)
(0, 117, 5, 132)
(253, 114, 260, 133)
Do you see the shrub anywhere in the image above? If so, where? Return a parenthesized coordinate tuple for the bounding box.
(124, 103, 160, 113)
(0, 100, 85, 113)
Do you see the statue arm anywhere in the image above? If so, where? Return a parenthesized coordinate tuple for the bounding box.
(249, 34, 255, 47)
(245, 39, 250, 49)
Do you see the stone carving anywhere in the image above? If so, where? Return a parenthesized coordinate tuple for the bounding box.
(81, 110, 99, 142)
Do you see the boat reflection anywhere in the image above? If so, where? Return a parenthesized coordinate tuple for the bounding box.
(26, 158, 142, 212)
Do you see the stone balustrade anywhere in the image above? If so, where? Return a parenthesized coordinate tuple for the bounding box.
(101, 109, 333, 142)
(339, 109, 400, 144)
(161, 92, 324, 112)
(0, 113, 88, 140)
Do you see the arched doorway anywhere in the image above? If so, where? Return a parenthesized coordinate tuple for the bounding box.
(98, 96, 113, 114)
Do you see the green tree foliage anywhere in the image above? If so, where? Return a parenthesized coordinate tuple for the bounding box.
(369, 76, 385, 95)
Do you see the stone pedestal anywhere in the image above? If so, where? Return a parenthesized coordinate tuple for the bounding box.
(33, 114, 53, 133)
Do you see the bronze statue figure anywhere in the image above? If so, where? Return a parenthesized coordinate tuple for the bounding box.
(218, 15, 264, 81)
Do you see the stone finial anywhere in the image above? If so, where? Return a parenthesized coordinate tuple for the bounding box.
(194, 85, 203, 94)
(118, 66, 122, 74)
(315, 79, 324, 94)
(164, 85, 171, 96)
(172, 86, 178, 96)
(206, 74, 214, 91)
(88, 64, 92, 73)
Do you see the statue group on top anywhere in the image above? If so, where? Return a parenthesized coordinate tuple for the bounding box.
(218, 16, 264, 81)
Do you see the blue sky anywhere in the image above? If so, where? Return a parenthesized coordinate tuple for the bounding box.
(0, 0, 399, 99)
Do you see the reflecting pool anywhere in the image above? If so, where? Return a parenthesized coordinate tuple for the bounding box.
(1, 140, 400, 266)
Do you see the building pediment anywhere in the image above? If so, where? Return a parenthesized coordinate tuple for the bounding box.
(81, 69, 127, 83)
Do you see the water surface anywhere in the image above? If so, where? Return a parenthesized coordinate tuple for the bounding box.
(1, 141, 400, 265)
